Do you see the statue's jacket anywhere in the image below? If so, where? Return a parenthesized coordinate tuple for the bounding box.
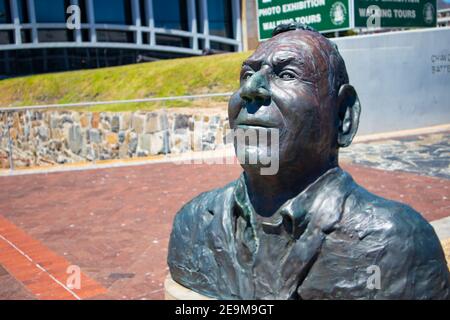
(168, 167, 450, 299)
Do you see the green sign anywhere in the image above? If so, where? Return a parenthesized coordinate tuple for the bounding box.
(256, 0, 437, 41)
(256, 0, 351, 40)
(354, 0, 437, 28)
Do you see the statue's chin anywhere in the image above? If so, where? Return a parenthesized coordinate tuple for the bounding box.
(234, 145, 277, 169)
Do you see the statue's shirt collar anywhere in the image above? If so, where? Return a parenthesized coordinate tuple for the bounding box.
(233, 167, 354, 238)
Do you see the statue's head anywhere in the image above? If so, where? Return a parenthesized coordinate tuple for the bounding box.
(228, 23, 361, 175)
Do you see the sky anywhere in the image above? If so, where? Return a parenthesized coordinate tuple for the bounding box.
(438, 0, 450, 9)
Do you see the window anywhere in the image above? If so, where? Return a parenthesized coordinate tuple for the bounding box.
(13, 49, 34, 75)
(93, 0, 132, 25)
(140, 0, 147, 26)
(17, 0, 29, 23)
(195, 0, 202, 32)
(0, 0, 11, 24)
(38, 29, 73, 42)
(46, 48, 69, 72)
(95, 48, 136, 67)
(208, 0, 233, 38)
(35, 0, 69, 23)
(78, 0, 88, 23)
(96, 30, 134, 43)
(0, 30, 13, 44)
(81, 29, 90, 41)
(156, 34, 189, 48)
(21, 29, 32, 43)
(153, 0, 188, 30)
(0, 51, 7, 76)
(210, 41, 235, 52)
(142, 32, 150, 44)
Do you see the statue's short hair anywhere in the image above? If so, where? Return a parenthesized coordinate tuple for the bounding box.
(272, 23, 349, 96)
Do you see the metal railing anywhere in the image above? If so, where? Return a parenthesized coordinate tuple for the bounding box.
(0, 92, 234, 173)
(0, 92, 233, 112)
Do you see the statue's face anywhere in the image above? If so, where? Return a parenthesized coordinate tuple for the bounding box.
(228, 30, 339, 171)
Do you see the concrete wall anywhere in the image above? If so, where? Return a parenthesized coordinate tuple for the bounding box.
(334, 27, 450, 135)
(244, 0, 260, 50)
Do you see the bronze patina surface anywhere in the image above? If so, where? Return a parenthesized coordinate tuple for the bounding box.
(167, 24, 450, 299)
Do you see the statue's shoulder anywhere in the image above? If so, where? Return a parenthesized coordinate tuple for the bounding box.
(168, 179, 238, 294)
(301, 176, 449, 299)
(168, 179, 237, 249)
(334, 179, 449, 298)
(173, 179, 237, 223)
(344, 182, 438, 244)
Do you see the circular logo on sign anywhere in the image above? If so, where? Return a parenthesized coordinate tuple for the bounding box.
(423, 2, 435, 25)
(330, 2, 347, 26)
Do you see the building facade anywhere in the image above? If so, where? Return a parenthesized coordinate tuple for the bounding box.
(438, 0, 450, 26)
(0, 0, 242, 77)
(1, 0, 448, 78)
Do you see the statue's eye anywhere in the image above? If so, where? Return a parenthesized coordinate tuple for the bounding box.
(242, 72, 253, 80)
(279, 70, 296, 80)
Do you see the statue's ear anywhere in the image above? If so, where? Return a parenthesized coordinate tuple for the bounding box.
(337, 84, 361, 147)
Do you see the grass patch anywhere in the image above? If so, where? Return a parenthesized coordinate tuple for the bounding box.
(0, 51, 252, 112)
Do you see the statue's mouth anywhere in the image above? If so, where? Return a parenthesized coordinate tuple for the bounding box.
(236, 123, 276, 129)
(235, 118, 279, 129)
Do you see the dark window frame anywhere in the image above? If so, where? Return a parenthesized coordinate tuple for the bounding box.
(208, 0, 234, 38)
(93, 0, 133, 25)
(34, 0, 71, 23)
(153, 0, 188, 31)
(0, 0, 12, 24)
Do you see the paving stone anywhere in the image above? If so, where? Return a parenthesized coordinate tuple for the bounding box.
(341, 132, 450, 179)
(88, 129, 101, 144)
(60, 114, 73, 125)
(118, 142, 129, 158)
(136, 149, 149, 157)
(68, 125, 83, 154)
(0, 270, 37, 300)
(173, 114, 189, 130)
(106, 132, 118, 145)
(91, 113, 100, 129)
(128, 132, 138, 154)
(120, 113, 132, 131)
(111, 115, 120, 133)
(80, 114, 91, 128)
(132, 114, 146, 134)
(138, 133, 152, 154)
(145, 111, 168, 133)
(50, 114, 60, 129)
(37, 126, 49, 141)
(171, 129, 191, 154)
(118, 131, 126, 144)
(149, 130, 170, 155)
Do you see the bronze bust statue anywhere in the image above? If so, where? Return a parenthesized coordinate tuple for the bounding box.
(168, 24, 450, 299)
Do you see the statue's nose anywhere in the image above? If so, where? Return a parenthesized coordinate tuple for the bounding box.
(240, 71, 271, 103)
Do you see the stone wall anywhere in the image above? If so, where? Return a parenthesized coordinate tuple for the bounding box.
(0, 109, 229, 168)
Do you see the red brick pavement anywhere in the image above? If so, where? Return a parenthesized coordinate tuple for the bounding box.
(0, 215, 106, 300)
(0, 161, 449, 299)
